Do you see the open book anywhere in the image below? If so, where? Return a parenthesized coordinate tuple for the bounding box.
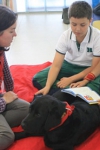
(61, 86, 100, 104)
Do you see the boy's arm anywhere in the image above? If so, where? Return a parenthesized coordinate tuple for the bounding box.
(46, 52, 65, 88)
(90, 60, 100, 77)
(35, 51, 65, 95)
(70, 57, 100, 88)
(69, 56, 100, 83)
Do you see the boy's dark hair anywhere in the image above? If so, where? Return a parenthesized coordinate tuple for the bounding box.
(0, 5, 18, 32)
(68, 1, 92, 20)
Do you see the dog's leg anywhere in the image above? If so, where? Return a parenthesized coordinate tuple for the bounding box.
(14, 131, 33, 140)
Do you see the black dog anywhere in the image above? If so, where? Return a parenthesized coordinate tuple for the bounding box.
(19, 93, 100, 150)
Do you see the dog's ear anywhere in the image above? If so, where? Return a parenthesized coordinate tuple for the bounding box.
(44, 99, 65, 131)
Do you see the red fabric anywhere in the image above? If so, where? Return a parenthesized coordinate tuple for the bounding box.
(8, 61, 100, 150)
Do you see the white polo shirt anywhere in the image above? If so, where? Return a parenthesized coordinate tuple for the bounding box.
(55, 26, 100, 66)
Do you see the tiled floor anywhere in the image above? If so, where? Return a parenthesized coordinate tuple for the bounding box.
(6, 12, 70, 66)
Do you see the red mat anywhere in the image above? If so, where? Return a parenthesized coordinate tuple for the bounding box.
(7, 62, 100, 150)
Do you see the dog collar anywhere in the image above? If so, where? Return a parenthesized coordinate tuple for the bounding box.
(49, 102, 75, 131)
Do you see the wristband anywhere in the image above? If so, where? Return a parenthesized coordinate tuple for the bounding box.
(84, 73, 96, 81)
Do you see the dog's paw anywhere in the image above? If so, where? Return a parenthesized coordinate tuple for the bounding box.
(14, 131, 33, 140)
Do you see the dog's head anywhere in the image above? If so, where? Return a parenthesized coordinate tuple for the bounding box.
(21, 95, 73, 135)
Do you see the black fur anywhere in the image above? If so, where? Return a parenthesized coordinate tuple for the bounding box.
(15, 92, 100, 150)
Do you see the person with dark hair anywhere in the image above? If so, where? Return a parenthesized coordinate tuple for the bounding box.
(0, 5, 30, 150)
(68, 1, 92, 19)
(32, 1, 100, 95)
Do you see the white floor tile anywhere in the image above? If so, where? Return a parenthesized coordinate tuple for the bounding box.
(6, 12, 70, 66)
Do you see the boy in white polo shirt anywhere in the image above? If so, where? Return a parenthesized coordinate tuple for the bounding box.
(32, 1, 100, 95)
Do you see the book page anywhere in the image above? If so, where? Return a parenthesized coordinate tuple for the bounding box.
(62, 87, 91, 95)
(77, 90, 100, 102)
(61, 87, 100, 104)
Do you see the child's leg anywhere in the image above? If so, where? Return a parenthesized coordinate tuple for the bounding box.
(32, 61, 88, 92)
(32, 66, 51, 89)
(32, 66, 60, 94)
(0, 114, 15, 150)
(2, 98, 30, 127)
(0, 99, 29, 149)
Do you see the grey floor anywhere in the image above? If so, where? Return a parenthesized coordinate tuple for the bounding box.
(6, 12, 70, 66)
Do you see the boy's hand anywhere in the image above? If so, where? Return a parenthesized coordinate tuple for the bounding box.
(3, 91, 18, 104)
(70, 80, 89, 88)
(35, 86, 50, 95)
(57, 77, 72, 88)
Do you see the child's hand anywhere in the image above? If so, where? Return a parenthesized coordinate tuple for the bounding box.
(35, 86, 50, 95)
(57, 77, 72, 88)
(70, 80, 89, 88)
(3, 91, 18, 104)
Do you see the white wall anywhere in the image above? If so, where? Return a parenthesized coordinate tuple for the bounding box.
(66, 0, 92, 7)
(14, 0, 92, 12)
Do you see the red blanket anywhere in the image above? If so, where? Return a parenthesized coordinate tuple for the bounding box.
(8, 62, 100, 150)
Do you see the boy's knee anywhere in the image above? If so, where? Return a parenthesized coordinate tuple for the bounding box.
(33, 73, 41, 81)
(32, 75, 37, 85)
(32, 67, 50, 83)
(32, 73, 40, 85)
(32, 77, 43, 90)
